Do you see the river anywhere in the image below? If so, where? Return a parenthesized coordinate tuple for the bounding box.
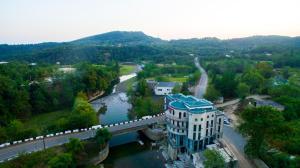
(90, 69, 165, 168)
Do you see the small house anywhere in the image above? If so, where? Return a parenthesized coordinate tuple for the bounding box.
(154, 82, 176, 95)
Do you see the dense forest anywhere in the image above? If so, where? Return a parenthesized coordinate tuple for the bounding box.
(1, 31, 300, 64)
(0, 62, 119, 143)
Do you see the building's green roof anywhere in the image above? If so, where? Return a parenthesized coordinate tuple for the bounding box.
(167, 94, 214, 114)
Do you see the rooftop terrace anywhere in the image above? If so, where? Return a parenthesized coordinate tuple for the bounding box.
(167, 94, 214, 113)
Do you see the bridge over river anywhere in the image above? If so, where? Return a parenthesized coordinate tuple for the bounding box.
(0, 114, 165, 163)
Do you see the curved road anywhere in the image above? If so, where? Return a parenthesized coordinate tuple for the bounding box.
(193, 57, 256, 168)
(194, 57, 208, 99)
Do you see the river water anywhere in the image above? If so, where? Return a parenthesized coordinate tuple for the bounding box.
(90, 72, 165, 168)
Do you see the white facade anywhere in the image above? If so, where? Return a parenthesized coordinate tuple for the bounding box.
(165, 94, 224, 160)
(154, 82, 176, 95)
(155, 86, 173, 95)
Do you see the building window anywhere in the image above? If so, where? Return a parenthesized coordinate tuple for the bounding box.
(193, 125, 196, 131)
(218, 126, 220, 132)
(198, 125, 201, 131)
(198, 133, 201, 140)
(206, 129, 208, 136)
(177, 121, 179, 127)
(212, 114, 214, 117)
(195, 118, 198, 122)
(211, 120, 213, 126)
(201, 118, 203, 121)
(179, 112, 181, 119)
(183, 112, 186, 117)
(193, 133, 196, 140)
(210, 128, 213, 136)
(206, 121, 209, 128)
(219, 118, 221, 124)
(207, 115, 209, 118)
(173, 110, 175, 115)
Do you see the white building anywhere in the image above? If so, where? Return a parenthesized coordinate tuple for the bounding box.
(165, 94, 224, 160)
(154, 82, 176, 95)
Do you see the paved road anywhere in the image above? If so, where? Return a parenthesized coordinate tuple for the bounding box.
(215, 94, 271, 108)
(0, 115, 164, 163)
(194, 57, 208, 99)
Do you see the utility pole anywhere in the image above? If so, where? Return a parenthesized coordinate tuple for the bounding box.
(43, 137, 46, 150)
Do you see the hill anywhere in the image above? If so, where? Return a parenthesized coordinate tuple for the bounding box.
(71, 31, 165, 46)
(0, 31, 299, 64)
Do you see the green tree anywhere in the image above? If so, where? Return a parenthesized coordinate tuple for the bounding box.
(172, 84, 181, 94)
(136, 79, 151, 96)
(214, 71, 237, 98)
(48, 153, 74, 168)
(238, 107, 284, 157)
(241, 70, 265, 93)
(236, 83, 250, 99)
(181, 82, 191, 95)
(256, 62, 274, 79)
(95, 129, 112, 149)
(66, 138, 84, 155)
(204, 84, 221, 101)
(203, 149, 226, 168)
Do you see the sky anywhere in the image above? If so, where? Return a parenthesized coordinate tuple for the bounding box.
(1, 0, 300, 44)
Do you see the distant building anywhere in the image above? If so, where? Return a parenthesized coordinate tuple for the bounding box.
(273, 76, 288, 86)
(165, 94, 224, 160)
(154, 82, 177, 95)
(252, 99, 285, 111)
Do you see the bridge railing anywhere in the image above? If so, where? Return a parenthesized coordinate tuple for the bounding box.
(0, 112, 165, 149)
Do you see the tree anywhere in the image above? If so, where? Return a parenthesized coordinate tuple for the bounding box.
(48, 153, 74, 168)
(66, 138, 84, 155)
(236, 83, 250, 99)
(256, 62, 274, 79)
(203, 149, 226, 168)
(181, 82, 191, 95)
(204, 84, 221, 101)
(136, 79, 151, 96)
(95, 129, 112, 149)
(214, 71, 237, 98)
(238, 107, 284, 157)
(172, 84, 181, 94)
(241, 70, 265, 93)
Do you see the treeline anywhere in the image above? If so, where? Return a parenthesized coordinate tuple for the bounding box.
(239, 84, 300, 167)
(204, 58, 275, 100)
(0, 62, 119, 143)
(128, 79, 163, 118)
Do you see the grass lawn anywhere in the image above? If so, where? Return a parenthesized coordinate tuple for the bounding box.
(166, 76, 188, 83)
(23, 109, 72, 134)
(120, 65, 136, 75)
(147, 76, 188, 83)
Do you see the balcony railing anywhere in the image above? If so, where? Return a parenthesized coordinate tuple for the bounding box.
(165, 113, 188, 122)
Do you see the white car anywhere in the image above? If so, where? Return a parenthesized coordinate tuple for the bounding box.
(13, 141, 18, 145)
(73, 129, 79, 133)
(0, 144, 6, 148)
(29, 138, 34, 141)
